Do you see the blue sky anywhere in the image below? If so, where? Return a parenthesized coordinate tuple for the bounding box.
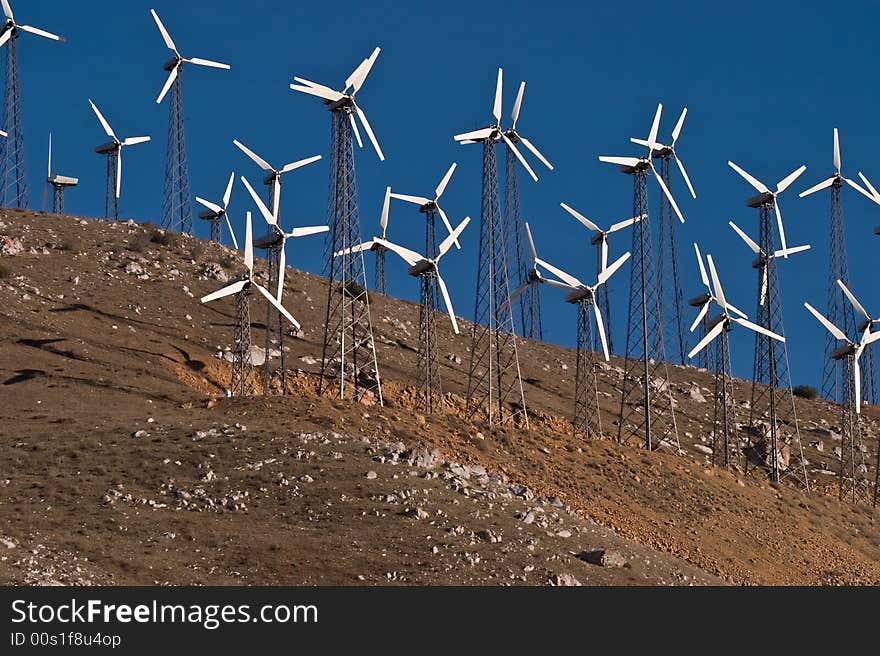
(11, 0, 880, 387)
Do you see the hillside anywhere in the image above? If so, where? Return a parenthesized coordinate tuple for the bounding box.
(0, 209, 878, 586)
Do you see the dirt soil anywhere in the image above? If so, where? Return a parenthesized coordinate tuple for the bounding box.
(1, 209, 878, 585)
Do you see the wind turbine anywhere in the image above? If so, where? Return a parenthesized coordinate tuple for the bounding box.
(45, 133, 77, 214)
(290, 47, 384, 161)
(88, 99, 150, 221)
(196, 172, 237, 246)
(150, 8, 230, 234)
(453, 68, 540, 182)
(599, 103, 688, 224)
(233, 139, 321, 219)
(688, 243, 748, 350)
(727, 161, 806, 255)
(391, 162, 460, 250)
(799, 129, 874, 200)
(502, 80, 554, 174)
(729, 220, 810, 306)
(630, 107, 696, 200)
(687, 253, 785, 469)
(506, 222, 566, 307)
(337, 186, 394, 294)
(0, 0, 63, 208)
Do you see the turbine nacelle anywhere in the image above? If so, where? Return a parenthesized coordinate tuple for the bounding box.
(745, 191, 775, 208)
(94, 141, 119, 155)
(564, 287, 596, 305)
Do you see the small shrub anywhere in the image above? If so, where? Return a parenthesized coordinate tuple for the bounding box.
(128, 232, 151, 253)
(0, 263, 10, 279)
(793, 385, 819, 400)
(190, 241, 205, 260)
(219, 254, 236, 269)
(59, 237, 81, 253)
(149, 229, 177, 248)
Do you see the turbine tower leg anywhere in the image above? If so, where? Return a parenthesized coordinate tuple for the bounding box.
(711, 326, 738, 469)
(746, 203, 809, 490)
(161, 75, 193, 235)
(318, 108, 383, 404)
(374, 247, 386, 295)
(839, 355, 869, 503)
(105, 151, 119, 221)
(504, 144, 541, 340)
(417, 270, 441, 413)
(210, 218, 221, 243)
(52, 186, 64, 215)
(231, 287, 254, 397)
(262, 242, 282, 395)
(657, 156, 687, 365)
(573, 299, 602, 438)
(616, 168, 679, 451)
(0, 33, 27, 209)
(465, 139, 529, 428)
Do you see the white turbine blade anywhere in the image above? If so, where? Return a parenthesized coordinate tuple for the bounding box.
(196, 196, 223, 214)
(593, 302, 610, 361)
(855, 357, 861, 413)
(240, 175, 276, 227)
(390, 192, 431, 206)
(272, 180, 281, 220)
(281, 154, 321, 174)
(774, 201, 788, 255)
(500, 132, 538, 182)
(600, 239, 608, 272)
(650, 160, 686, 223)
(277, 244, 286, 301)
(156, 65, 178, 104)
(694, 243, 709, 288)
(224, 214, 239, 250)
(506, 281, 530, 307)
(186, 57, 230, 70)
(289, 84, 345, 103)
(511, 81, 525, 127)
(349, 47, 380, 94)
(380, 186, 391, 237)
(599, 155, 642, 168)
(726, 301, 748, 319)
(544, 278, 575, 291)
(799, 176, 835, 198)
(122, 136, 150, 146)
(150, 9, 177, 53)
(348, 112, 363, 148)
(244, 211, 254, 273)
(0, 30, 10, 49)
(437, 206, 460, 250)
(843, 177, 876, 203)
(292, 76, 338, 94)
(254, 283, 300, 330)
(436, 273, 460, 335)
(833, 128, 841, 173)
(525, 222, 537, 262)
(233, 139, 273, 172)
(804, 302, 847, 341)
(773, 244, 811, 258)
(731, 316, 785, 342)
(201, 280, 247, 304)
(493, 68, 503, 124)
(47, 133, 52, 177)
(671, 107, 687, 144)
(222, 171, 235, 208)
(688, 321, 725, 360)
(858, 172, 880, 203)
(288, 226, 329, 238)
(728, 161, 770, 194)
(438, 216, 470, 258)
(535, 257, 583, 289)
(838, 279, 870, 320)
(706, 254, 727, 308)
(674, 155, 697, 199)
(646, 103, 663, 149)
(598, 252, 631, 286)
(116, 149, 122, 199)
(519, 136, 553, 170)
(560, 202, 600, 232)
(454, 127, 495, 142)
(355, 104, 384, 161)
(776, 165, 807, 194)
(435, 162, 456, 199)
(759, 266, 768, 307)
(88, 100, 116, 139)
(729, 220, 761, 254)
(373, 238, 421, 266)
(865, 330, 880, 345)
(0, 130, 6, 138)
(18, 25, 63, 41)
(1, 0, 12, 21)
(334, 240, 374, 258)
(689, 302, 710, 333)
(608, 214, 644, 233)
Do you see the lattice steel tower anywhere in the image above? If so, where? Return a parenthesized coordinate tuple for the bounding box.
(0, 31, 24, 208)
(505, 145, 541, 340)
(656, 156, 688, 364)
(230, 285, 256, 397)
(615, 166, 679, 451)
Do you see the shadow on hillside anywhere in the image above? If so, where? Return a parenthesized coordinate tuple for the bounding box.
(48, 302, 168, 333)
(17, 338, 92, 365)
(3, 369, 46, 385)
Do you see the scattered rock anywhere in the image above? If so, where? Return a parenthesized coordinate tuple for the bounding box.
(694, 444, 713, 455)
(365, 471, 377, 480)
(200, 262, 228, 282)
(550, 573, 582, 586)
(131, 430, 148, 439)
(0, 235, 24, 255)
(578, 549, 628, 568)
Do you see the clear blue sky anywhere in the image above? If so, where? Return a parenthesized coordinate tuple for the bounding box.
(13, 0, 880, 387)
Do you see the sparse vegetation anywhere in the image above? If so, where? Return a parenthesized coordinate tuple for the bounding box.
(792, 385, 819, 400)
(128, 232, 151, 253)
(0, 263, 10, 279)
(190, 241, 205, 260)
(149, 228, 177, 248)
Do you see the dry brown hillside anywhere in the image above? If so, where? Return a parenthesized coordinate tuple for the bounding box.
(0, 209, 878, 586)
